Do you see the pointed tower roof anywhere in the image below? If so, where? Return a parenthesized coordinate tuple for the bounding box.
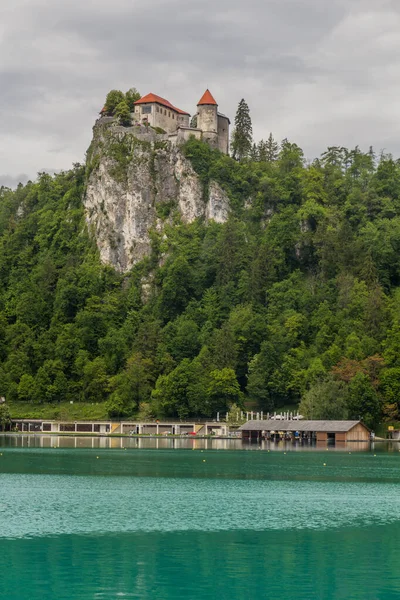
(197, 89, 217, 106)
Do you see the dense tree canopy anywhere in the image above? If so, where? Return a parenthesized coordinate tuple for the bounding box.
(3, 135, 400, 426)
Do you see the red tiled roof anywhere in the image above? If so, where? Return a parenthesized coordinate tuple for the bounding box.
(197, 89, 217, 106)
(134, 93, 190, 115)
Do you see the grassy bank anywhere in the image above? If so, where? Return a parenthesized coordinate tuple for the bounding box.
(9, 402, 110, 421)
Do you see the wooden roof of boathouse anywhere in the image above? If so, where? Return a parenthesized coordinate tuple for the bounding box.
(238, 420, 368, 432)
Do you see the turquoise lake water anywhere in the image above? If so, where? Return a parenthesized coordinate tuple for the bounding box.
(0, 437, 400, 599)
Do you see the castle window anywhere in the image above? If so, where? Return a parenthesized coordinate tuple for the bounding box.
(164, 109, 167, 115)
(142, 106, 152, 114)
(156, 106, 159, 113)
(172, 114, 175, 119)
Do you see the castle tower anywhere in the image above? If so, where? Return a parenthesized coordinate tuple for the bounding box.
(197, 89, 218, 148)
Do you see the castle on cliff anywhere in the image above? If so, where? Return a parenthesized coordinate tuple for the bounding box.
(132, 89, 230, 154)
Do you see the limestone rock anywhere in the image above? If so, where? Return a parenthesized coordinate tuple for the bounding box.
(206, 181, 229, 223)
(84, 123, 230, 272)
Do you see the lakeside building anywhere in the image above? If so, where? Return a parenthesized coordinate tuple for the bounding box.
(12, 420, 113, 434)
(8, 419, 371, 443)
(10, 419, 229, 436)
(239, 420, 371, 443)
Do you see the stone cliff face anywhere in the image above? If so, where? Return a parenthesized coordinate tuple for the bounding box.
(84, 123, 230, 272)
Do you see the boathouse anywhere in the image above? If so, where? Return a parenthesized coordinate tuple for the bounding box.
(9, 419, 229, 437)
(239, 420, 370, 442)
(11, 420, 113, 434)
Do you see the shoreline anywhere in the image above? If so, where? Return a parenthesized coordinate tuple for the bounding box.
(1, 431, 233, 440)
(0, 431, 392, 442)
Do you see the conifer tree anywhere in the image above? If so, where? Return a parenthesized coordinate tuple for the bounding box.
(190, 115, 198, 128)
(257, 139, 268, 162)
(231, 99, 253, 161)
(250, 143, 259, 162)
(265, 132, 279, 162)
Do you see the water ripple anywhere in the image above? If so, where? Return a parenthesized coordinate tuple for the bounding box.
(1, 474, 399, 539)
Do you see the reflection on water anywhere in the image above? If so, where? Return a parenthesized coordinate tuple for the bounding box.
(1, 443, 400, 599)
(0, 433, 393, 452)
(2, 527, 400, 600)
(0, 434, 243, 450)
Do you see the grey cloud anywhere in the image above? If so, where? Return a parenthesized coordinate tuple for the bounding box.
(50, 0, 343, 70)
(0, 174, 30, 189)
(1, 0, 400, 179)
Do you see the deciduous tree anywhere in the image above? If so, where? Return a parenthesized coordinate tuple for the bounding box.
(115, 101, 132, 127)
(0, 403, 10, 431)
(104, 90, 125, 115)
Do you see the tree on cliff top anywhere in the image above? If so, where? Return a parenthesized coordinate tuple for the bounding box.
(231, 99, 253, 161)
(125, 88, 141, 111)
(105, 90, 125, 115)
(104, 88, 141, 116)
(115, 101, 132, 127)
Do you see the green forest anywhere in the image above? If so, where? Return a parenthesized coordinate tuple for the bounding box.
(2, 122, 400, 426)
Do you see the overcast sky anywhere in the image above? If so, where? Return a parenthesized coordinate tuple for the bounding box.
(2, 0, 400, 187)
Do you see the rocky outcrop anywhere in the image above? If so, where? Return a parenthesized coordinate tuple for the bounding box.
(206, 181, 230, 223)
(84, 123, 230, 272)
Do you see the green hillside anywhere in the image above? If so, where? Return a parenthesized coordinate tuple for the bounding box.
(1, 138, 400, 426)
